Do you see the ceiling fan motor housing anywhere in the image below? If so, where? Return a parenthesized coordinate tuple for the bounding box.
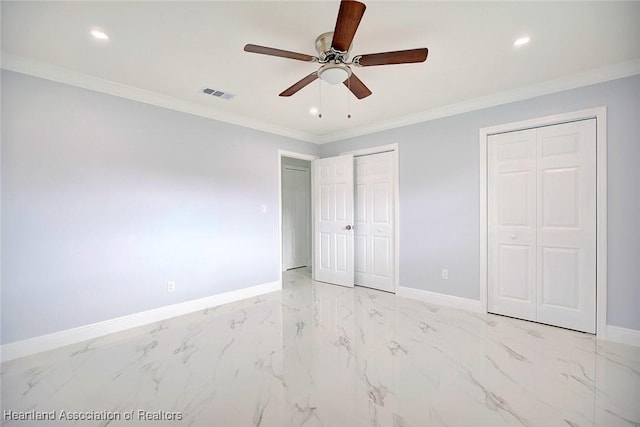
(315, 31, 350, 63)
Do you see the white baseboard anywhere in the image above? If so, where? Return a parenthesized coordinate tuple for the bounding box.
(604, 325, 640, 347)
(1, 280, 281, 362)
(398, 286, 482, 313)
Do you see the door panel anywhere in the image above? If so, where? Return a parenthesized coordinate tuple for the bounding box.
(541, 247, 580, 309)
(373, 182, 391, 223)
(488, 129, 537, 321)
(542, 168, 580, 227)
(319, 188, 328, 220)
(536, 119, 596, 333)
(335, 183, 347, 220)
(320, 233, 331, 269)
(335, 234, 348, 272)
(498, 171, 530, 226)
(313, 155, 354, 287)
(356, 184, 367, 222)
(372, 236, 391, 277)
(354, 152, 395, 292)
(355, 235, 367, 274)
(498, 244, 532, 301)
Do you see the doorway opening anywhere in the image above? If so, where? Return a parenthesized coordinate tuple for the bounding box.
(277, 145, 399, 293)
(278, 150, 318, 288)
(282, 156, 312, 271)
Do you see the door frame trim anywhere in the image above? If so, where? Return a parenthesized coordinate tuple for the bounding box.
(479, 107, 607, 337)
(342, 143, 400, 294)
(278, 150, 318, 287)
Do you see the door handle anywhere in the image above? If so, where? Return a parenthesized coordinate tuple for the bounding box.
(346, 225, 352, 230)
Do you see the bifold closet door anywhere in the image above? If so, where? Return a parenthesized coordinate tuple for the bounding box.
(488, 128, 538, 322)
(535, 120, 596, 333)
(488, 119, 596, 333)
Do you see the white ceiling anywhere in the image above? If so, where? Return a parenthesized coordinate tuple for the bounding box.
(2, 1, 640, 143)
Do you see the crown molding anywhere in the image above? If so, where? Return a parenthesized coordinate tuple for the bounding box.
(3, 53, 639, 145)
(315, 58, 640, 144)
(1, 53, 321, 144)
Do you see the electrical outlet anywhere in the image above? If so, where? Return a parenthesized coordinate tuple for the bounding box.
(167, 281, 175, 292)
(441, 269, 449, 280)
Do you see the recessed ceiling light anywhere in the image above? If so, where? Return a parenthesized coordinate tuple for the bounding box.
(90, 29, 109, 41)
(309, 107, 319, 115)
(514, 36, 530, 47)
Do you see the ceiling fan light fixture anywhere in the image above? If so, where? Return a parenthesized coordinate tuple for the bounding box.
(318, 63, 351, 85)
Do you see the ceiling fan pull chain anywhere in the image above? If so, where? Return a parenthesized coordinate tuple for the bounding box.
(347, 77, 352, 119)
(318, 79, 323, 118)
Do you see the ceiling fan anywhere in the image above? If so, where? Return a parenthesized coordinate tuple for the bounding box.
(243, 0, 428, 99)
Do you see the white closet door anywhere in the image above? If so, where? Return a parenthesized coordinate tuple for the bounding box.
(536, 119, 596, 333)
(282, 167, 309, 270)
(488, 129, 538, 321)
(488, 119, 597, 333)
(313, 155, 354, 287)
(354, 152, 395, 292)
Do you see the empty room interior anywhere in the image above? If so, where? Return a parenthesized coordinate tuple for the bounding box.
(2, 1, 640, 426)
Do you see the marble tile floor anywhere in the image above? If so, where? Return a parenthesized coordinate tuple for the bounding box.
(1, 267, 639, 427)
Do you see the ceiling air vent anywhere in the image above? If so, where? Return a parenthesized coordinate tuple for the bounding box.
(202, 87, 235, 100)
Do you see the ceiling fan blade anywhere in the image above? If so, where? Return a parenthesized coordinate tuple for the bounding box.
(343, 72, 372, 99)
(279, 73, 319, 97)
(355, 48, 428, 66)
(244, 44, 317, 62)
(331, 0, 366, 52)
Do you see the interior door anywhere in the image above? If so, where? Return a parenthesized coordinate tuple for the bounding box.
(536, 119, 596, 333)
(488, 128, 538, 321)
(313, 154, 354, 287)
(354, 152, 395, 292)
(282, 166, 309, 270)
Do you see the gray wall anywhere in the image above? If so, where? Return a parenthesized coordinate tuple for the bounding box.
(1, 70, 318, 344)
(3, 70, 639, 344)
(320, 74, 640, 331)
